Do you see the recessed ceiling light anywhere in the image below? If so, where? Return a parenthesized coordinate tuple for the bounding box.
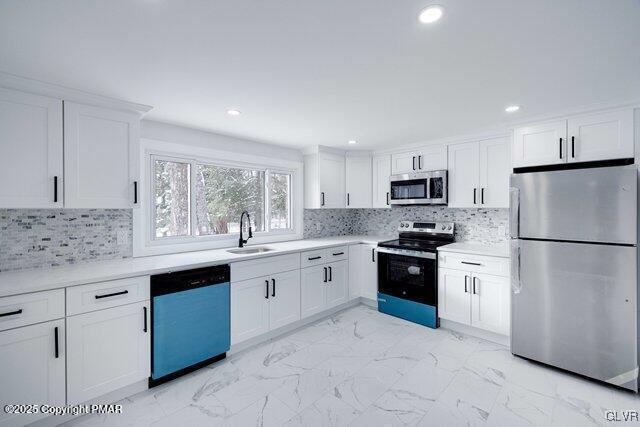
(505, 105, 521, 113)
(419, 5, 444, 24)
(227, 109, 241, 116)
(348, 140, 357, 145)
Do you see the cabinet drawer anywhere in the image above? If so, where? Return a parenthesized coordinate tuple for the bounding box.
(0, 289, 65, 332)
(438, 252, 509, 277)
(67, 276, 150, 316)
(326, 246, 348, 262)
(231, 253, 300, 282)
(300, 249, 327, 268)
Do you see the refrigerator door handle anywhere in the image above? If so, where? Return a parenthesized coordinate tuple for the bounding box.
(509, 187, 520, 238)
(510, 240, 521, 294)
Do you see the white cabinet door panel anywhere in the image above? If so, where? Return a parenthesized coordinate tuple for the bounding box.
(67, 301, 150, 404)
(372, 154, 391, 208)
(447, 141, 479, 208)
(391, 151, 418, 174)
(567, 110, 634, 163)
(478, 136, 510, 208)
(470, 273, 510, 335)
(345, 156, 372, 208)
(0, 320, 65, 427)
(513, 121, 567, 168)
(437, 268, 471, 325)
(64, 102, 139, 208)
(319, 152, 345, 208)
(0, 88, 63, 208)
(417, 145, 447, 171)
(326, 260, 348, 308)
(231, 277, 270, 344)
(362, 245, 378, 301)
(269, 270, 301, 330)
(301, 265, 327, 318)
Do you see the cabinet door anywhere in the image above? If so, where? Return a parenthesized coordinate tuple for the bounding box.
(231, 277, 270, 344)
(0, 88, 63, 208)
(67, 301, 150, 404)
(447, 141, 479, 208)
(470, 273, 510, 335)
(372, 154, 391, 208)
(64, 102, 140, 208)
(567, 110, 634, 163)
(513, 120, 567, 168)
(345, 156, 372, 208)
(301, 265, 327, 318)
(0, 320, 65, 427)
(326, 260, 348, 308)
(348, 245, 363, 299)
(391, 151, 418, 174)
(416, 145, 447, 171)
(437, 268, 471, 325)
(269, 270, 301, 330)
(362, 244, 378, 301)
(478, 136, 510, 208)
(319, 152, 345, 208)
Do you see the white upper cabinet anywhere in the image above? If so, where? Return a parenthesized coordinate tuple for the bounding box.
(391, 144, 446, 174)
(447, 136, 510, 208)
(64, 102, 140, 209)
(372, 154, 391, 208)
(567, 109, 634, 163)
(0, 88, 63, 208)
(304, 149, 346, 208)
(447, 141, 479, 208)
(512, 120, 567, 168)
(478, 136, 511, 208)
(345, 155, 372, 208)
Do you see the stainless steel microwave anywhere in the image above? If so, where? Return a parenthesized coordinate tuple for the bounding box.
(389, 170, 448, 205)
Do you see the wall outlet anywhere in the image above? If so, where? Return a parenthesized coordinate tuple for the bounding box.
(116, 229, 129, 246)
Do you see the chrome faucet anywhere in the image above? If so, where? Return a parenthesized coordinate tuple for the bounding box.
(238, 211, 253, 248)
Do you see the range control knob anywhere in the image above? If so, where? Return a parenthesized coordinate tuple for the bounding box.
(441, 225, 446, 230)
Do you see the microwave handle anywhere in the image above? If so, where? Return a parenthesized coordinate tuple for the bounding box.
(426, 177, 431, 199)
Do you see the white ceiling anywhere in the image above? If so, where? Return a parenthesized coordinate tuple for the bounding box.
(1, 0, 639, 150)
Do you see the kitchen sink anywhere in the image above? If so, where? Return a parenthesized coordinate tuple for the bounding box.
(227, 246, 275, 254)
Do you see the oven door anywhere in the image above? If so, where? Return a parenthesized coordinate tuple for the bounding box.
(377, 248, 437, 306)
(389, 174, 429, 205)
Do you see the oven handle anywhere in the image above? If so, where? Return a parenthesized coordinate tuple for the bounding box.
(375, 247, 436, 260)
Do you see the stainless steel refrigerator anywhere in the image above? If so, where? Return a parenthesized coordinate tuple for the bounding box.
(510, 164, 638, 391)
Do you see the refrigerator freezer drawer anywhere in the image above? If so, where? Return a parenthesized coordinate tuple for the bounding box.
(510, 165, 637, 244)
(511, 239, 638, 390)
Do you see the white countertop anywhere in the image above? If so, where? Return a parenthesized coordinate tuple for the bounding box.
(437, 241, 510, 258)
(0, 235, 393, 298)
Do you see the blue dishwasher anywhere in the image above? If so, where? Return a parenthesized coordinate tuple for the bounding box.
(150, 265, 230, 387)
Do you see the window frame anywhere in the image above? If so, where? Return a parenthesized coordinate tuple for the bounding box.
(134, 138, 303, 257)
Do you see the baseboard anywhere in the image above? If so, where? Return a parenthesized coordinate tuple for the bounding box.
(359, 296, 377, 308)
(28, 380, 148, 427)
(229, 298, 361, 355)
(440, 319, 510, 347)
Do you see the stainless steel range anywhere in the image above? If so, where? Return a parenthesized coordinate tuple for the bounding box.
(377, 221, 454, 328)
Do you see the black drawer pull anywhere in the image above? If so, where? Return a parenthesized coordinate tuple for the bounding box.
(54, 326, 59, 358)
(0, 309, 23, 318)
(95, 290, 129, 299)
(308, 256, 322, 261)
(332, 252, 344, 256)
(143, 307, 148, 332)
(461, 261, 482, 266)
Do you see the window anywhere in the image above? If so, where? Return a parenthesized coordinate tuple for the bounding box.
(151, 155, 294, 242)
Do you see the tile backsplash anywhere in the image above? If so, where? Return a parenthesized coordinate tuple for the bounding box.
(303, 209, 357, 238)
(0, 209, 132, 273)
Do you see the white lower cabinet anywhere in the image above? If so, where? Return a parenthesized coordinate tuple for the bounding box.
(66, 301, 150, 404)
(348, 244, 378, 301)
(231, 270, 301, 344)
(438, 268, 471, 325)
(0, 319, 65, 427)
(301, 260, 349, 318)
(325, 260, 348, 308)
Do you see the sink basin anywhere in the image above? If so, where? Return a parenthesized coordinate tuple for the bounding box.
(227, 246, 275, 255)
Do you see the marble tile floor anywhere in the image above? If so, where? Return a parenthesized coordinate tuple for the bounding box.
(63, 304, 640, 427)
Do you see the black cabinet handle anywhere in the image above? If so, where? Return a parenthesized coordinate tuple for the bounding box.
(308, 256, 322, 261)
(559, 137, 563, 159)
(473, 188, 477, 204)
(134, 181, 138, 204)
(464, 276, 469, 293)
(143, 306, 148, 332)
(418, 155, 422, 170)
(481, 188, 485, 204)
(271, 278, 276, 297)
(95, 290, 129, 300)
(53, 176, 58, 203)
(347, 193, 350, 206)
(571, 136, 575, 158)
(328, 266, 332, 282)
(412, 156, 416, 170)
(472, 277, 478, 295)
(54, 326, 59, 358)
(461, 261, 482, 266)
(0, 309, 22, 318)
(323, 267, 327, 283)
(332, 252, 344, 256)
(372, 248, 375, 262)
(265, 280, 269, 299)
(321, 192, 325, 206)
(386, 192, 390, 205)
